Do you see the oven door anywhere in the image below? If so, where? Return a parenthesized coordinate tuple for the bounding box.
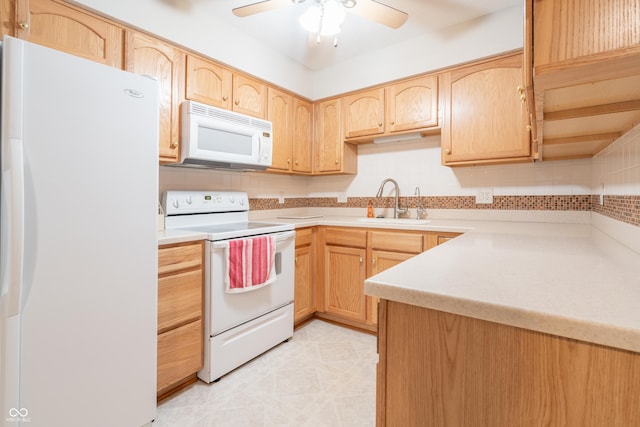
(205, 230, 295, 336)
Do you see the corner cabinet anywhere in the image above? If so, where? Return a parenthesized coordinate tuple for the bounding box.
(441, 53, 532, 166)
(125, 31, 185, 164)
(314, 99, 357, 175)
(10, 0, 123, 67)
(157, 241, 204, 400)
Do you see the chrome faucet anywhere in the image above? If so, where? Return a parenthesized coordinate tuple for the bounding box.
(376, 178, 408, 219)
(415, 186, 425, 219)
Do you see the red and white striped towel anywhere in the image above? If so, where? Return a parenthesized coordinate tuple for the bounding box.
(225, 235, 276, 293)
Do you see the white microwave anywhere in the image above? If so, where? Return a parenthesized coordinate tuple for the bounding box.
(176, 100, 273, 170)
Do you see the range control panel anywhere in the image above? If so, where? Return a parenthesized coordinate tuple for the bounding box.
(163, 191, 249, 216)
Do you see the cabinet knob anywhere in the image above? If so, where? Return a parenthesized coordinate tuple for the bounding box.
(223, 95, 228, 101)
(520, 94, 526, 103)
(18, 21, 29, 30)
(526, 125, 532, 131)
(335, 160, 339, 165)
(372, 258, 377, 265)
(359, 256, 363, 263)
(234, 99, 239, 105)
(295, 257, 298, 264)
(295, 160, 299, 165)
(445, 148, 451, 155)
(517, 85, 524, 95)
(287, 159, 291, 164)
(170, 141, 178, 149)
(390, 120, 395, 125)
(378, 122, 383, 127)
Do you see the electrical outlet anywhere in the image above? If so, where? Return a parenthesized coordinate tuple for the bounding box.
(278, 192, 285, 204)
(337, 192, 348, 203)
(476, 189, 493, 204)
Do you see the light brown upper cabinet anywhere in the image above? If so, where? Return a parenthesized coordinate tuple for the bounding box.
(232, 74, 267, 119)
(185, 54, 266, 119)
(529, 0, 640, 161)
(386, 75, 439, 133)
(342, 75, 439, 142)
(441, 53, 531, 166)
(267, 87, 294, 172)
(185, 54, 232, 110)
(11, 0, 123, 68)
(125, 31, 185, 164)
(343, 88, 385, 139)
(291, 97, 313, 173)
(314, 98, 357, 175)
(267, 89, 313, 174)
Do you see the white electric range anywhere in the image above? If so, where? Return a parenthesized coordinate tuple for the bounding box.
(163, 190, 295, 382)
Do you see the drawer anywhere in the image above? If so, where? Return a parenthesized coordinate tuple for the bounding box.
(370, 231, 424, 253)
(325, 227, 367, 248)
(158, 241, 203, 275)
(158, 269, 203, 333)
(295, 227, 314, 247)
(157, 319, 203, 393)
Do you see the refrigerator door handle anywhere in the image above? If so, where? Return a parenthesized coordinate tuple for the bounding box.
(6, 138, 25, 317)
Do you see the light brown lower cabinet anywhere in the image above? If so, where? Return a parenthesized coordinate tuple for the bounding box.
(157, 241, 204, 399)
(294, 227, 316, 325)
(318, 227, 461, 332)
(376, 300, 640, 426)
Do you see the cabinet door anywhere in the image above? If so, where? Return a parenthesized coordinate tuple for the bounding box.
(232, 73, 267, 119)
(441, 54, 530, 165)
(324, 245, 366, 321)
(386, 75, 438, 132)
(185, 54, 232, 109)
(292, 97, 313, 173)
(267, 87, 293, 172)
(15, 0, 123, 67)
(343, 88, 385, 138)
(125, 31, 185, 163)
(368, 250, 415, 325)
(294, 245, 315, 323)
(314, 99, 343, 173)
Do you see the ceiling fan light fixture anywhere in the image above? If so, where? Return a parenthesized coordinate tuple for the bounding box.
(299, 0, 345, 37)
(341, 0, 356, 8)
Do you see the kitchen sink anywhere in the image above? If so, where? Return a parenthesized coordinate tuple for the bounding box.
(357, 217, 431, 225)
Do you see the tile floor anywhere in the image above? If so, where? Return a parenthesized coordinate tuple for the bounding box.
(153, 319, 378, 427)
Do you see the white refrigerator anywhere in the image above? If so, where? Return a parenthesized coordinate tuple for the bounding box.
(0, 36, 158, 426)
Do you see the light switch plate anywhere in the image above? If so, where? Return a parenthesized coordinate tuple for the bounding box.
(476, 189, 494, 204)
(337, 192, 347, 203)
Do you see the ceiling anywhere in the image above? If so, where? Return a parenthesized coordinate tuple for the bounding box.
(163, 0, 521, 71)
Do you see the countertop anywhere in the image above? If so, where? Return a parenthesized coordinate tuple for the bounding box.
(158, 214, 640, 353)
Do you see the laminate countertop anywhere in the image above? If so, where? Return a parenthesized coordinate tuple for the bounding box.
(158, 214, 640, 353)
(361, 220, 640, 354)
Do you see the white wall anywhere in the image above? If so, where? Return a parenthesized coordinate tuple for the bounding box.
(313, 5, 524, 99)
(67, 1, 522, 100)
(68, 0, 314, 97)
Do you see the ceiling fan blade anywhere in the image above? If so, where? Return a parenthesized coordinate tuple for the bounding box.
(232, 0, 293, 17)
(350, 0, 408, 29)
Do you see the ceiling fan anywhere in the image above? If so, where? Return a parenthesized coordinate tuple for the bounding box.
(232, 0, 409, 30)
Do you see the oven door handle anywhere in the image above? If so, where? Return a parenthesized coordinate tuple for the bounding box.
(211, 230, 296, 249)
